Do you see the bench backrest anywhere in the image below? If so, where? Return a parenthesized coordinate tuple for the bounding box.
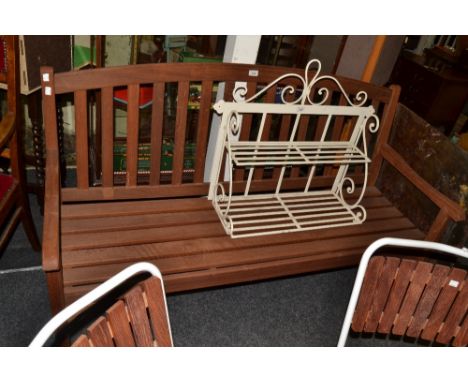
(40, 62, 398, 203)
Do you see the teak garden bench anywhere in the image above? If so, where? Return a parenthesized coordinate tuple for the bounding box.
(40, 61, 466, 314)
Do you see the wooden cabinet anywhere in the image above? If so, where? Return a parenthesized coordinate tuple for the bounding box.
(391, 52, 468, 134)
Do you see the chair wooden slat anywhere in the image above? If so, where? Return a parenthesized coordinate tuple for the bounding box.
(86, 316, 114, 346)
(351, 256, 385, 332)
(172, 81, 189, 185)
(421, 267, 466, 342)
(74, 90, 89, 188)
(149, 82, 165, 185)
(405, 264, 450, 338)
(193, 80, 214, 184)
(72, 334, 92, 347)
(452, 314, 468, 346)
(124, 286, 154, 346)
(363, 256, 400, 332)
(106, 300, 136, 347)
(377, 259, 417, 334)
(436, 277, 468, 345)
(101, 87, 114, 187)
(392, 261, 433, 336)
(126, 84, 140, 186)
(142, 277, 172, 346)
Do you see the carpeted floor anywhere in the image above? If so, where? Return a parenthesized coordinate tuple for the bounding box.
(0, 192, 417, 347)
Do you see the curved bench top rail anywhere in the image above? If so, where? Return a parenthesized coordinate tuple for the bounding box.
(51, 62, 392, 102)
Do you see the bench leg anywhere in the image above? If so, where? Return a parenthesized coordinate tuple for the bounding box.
(46, 270, 65, 316)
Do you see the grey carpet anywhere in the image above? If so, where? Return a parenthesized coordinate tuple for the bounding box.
(0, 269, 51, 346)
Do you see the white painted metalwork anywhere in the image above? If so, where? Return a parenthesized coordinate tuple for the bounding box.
(29, 262, 173, 347)
(337, 237, 468, 347)
(208, 59, 379, 238)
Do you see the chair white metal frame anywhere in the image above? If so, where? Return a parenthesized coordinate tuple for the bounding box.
(338, 237, 468, 347)
(30, 262, 173, 347)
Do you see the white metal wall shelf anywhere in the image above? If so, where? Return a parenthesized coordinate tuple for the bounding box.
(208, 59, 380, 238)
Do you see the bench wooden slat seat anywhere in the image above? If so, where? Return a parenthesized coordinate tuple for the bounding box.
(60, 186, 424, 305)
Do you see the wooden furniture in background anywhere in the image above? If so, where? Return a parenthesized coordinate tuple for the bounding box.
(257, 36, 315, 68)
(339, 238, 468, 347)
(40, 62, 465, 314)
(0, 36, 40, 253)
(391, 51, 468, 135)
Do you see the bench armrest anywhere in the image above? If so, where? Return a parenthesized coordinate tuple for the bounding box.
(380, 143, 465, 239)
(42, 149, 61, 271)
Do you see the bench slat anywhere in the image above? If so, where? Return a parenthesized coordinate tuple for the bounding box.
(101, 87, 114, 187)
(75, 90, 89, 189)
(194, 80, 214, 183)
(172, 81, 189, 185)
(149, 82, 165, 185)
(126, 84, 140, 187)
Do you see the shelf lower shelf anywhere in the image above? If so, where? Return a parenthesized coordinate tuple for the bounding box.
(213, 191, 365, 238)
(228, 141, 370, 167)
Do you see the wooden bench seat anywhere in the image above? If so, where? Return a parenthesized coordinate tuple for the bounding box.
(39, 61, 465, 314)
(60, 187, 424, 305)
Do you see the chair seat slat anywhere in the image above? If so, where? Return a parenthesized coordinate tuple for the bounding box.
(124, 286, 154, 347)
(142, 278, 172, 347)
(421, 267, 466, 342)
(106, 300, 136, 347)
(405, 264, 450, 338)
(363, 256, 400, 333)
(377, 259, 417, 334)
(436, 277, 468, 345)
(351, 256, 385, 332)
(392, 261, 433, 336)
(86, 316, 114, 346)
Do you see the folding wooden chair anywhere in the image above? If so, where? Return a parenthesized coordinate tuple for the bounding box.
(30, 262, 173, 347)
(339, 237, 468, 346)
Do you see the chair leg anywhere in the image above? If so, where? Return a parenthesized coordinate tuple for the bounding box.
(19, 193, 41, 252)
